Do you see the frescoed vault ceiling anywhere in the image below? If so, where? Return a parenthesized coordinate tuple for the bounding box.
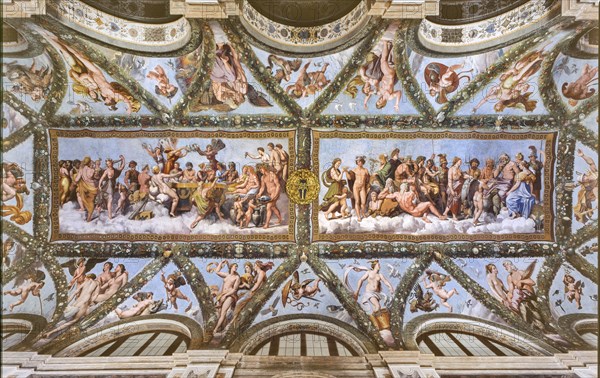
(1, 0, 598, 358)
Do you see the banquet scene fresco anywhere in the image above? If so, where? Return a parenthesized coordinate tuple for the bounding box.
(0, 0, 598, 374)
(50, 130, 295, 241)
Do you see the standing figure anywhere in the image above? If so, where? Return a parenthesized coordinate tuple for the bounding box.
(74, 156, 98, 222)
(348, 156, 370, 222)
(97, 156, 125, 219)
(275, 144, 289, 181)
(58, 160, 72, 207)
(442, 157, 465, 220)
(138, 165, 151, 194)
(124, 161, 140, 192)
(257, 165, 283, 229)
(211, 260, 241, 333)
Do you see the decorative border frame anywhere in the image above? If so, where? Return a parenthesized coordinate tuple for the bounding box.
(48, 129, 296, 242)
(312, 130, 557, 242)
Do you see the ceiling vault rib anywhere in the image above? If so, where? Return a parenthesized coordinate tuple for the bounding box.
(171, 253, 216, 341)
(32, 127, 50, 242)
(36, 17, 171, 118)
(170, 20, 212, 120)
(565, 250, 599, 285)
(222, 247, 301, 347)
(555, 134, 577, 243)
(3, 92, 38, 124)
(394, 20, 436, 122)
(565, 220, 598, 253)
(221, 18, 303, 118)
(305, 251, 389, 351)
(39, 254, 69, 328)
(391, 251, 434, 349)
(2, 122, 38, 153)
(540, 35, 570, 120)
(302, 18, 389, 118)
(434, 252, 568, 353)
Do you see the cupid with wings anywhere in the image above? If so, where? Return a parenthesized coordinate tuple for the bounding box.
(281, 270, 321, 310)
(422, 269, 458, 312)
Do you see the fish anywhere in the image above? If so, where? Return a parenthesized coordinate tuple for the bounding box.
(327, 305, 344, 313)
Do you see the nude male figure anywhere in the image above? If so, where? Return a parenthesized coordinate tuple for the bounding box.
(375, 41, 402, 111)
(150, 166, 182, 217)
(385, 183, 447, 223)
(212, 260, 241, 333)
(257, 165, 283, 229)
(351, 156, 370, 222)
(354, 260, 394, 313)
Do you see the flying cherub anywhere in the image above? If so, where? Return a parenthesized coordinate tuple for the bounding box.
(422, 269, 459, 312)
(563, 273, 584, 310)
(3, 268, 45, 312)
(61, 258, 108, 290)
(160, 271, 192, 312)
(281, 271, 321, 309)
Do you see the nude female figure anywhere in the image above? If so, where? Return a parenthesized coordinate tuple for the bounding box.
(250, 261, 274, 294)
(212, 260, 241, 333)
(423, 271, 458, 312)
(485, 264, 510, 308)
(43, 274, 99, 338)
(115, 292, 156, 319)
(150, 167, 182, 217)
(94, 264, 128, 304)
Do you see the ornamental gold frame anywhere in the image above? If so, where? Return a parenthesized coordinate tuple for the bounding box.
(48, 129, 297, 242)
(311, 130, 557, 242)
